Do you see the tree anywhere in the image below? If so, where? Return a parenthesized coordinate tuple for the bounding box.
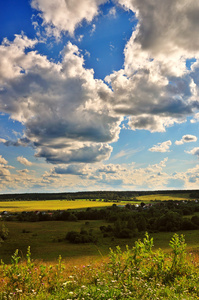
(0, 223, 9, 241)
(156, 211, 183, 232)
(127, 217, 137, 231)
(136, 215, 147, 232)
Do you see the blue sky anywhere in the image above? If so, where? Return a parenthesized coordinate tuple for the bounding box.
(0, 0, 199, 193)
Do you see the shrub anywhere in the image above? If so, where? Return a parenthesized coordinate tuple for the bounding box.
(191, 215, 199, 226)
(181, 219, 198, 230)
(66, 230, 97, 243)
(0, 223, 9, 240)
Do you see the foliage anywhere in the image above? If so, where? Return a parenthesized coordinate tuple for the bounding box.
(66, 230, 97, 244)
(0, 223, 9, 244)
(0, 233, 199, 299)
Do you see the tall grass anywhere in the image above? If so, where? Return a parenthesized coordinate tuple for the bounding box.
(0, 233, 199, 299)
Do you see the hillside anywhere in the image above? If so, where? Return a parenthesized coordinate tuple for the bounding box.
(0, 233, 199, 299)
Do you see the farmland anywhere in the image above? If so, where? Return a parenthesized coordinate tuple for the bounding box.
(0, 192, 194, 213)
(0, 199, 114, 213)
(136, 193, 191, 202)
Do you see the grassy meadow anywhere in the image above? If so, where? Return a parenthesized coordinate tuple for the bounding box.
(1, 218, 199, 264)
(1, 232, 199, 299)
(0, 220, 111, 264)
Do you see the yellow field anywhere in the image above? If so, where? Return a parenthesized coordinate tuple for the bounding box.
(136, 193, 190, 202)
(0, 200, 114, 212)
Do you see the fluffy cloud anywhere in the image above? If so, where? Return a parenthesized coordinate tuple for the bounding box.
(175, 134, 197, 145)
(104, 0, 199, 133)
(97, 164, 127, 173)
(105, 53, 197, 132)
(186, 147, 199, 157)
(5, 154, 199, 191)
(42, 158, 170, 190)
(0, 168, 10, 178)
(118, 0, 199, 56)
(173, 164, 199, 189)
(149, 140, 172, 153)
(1, 1, 199, 174)
(128, 115, 183, 133)
(0, 138, 7, 143)
(28, 0, 199, 135)
(191, 112, 199, 123)
(35, 143, 112, 164)
(17, 156, 33, 166)
(0, 155, 8, 165)
(53, 165, 86, 175)
(0, 35, 37, 84)
(0, 35, 121, 164)
(31, 0, 107, 37)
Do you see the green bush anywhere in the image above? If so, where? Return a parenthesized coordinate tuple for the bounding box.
(0, 223, 9, 240)
(66, 230, 97, 243)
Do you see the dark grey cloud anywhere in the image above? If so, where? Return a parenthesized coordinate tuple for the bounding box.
(54, 165, 85, 175)
(35, 143, 112, 164)
(119, 0, 199, 54)
(3, 138, 31, 147)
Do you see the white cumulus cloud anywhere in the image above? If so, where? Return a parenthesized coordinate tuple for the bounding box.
(175, 134, 197, 145)
(17, 156, 33, 166)
(31, 0, 107, 37)
(186, 147, 199, 157)
(0, 35, 121, 164)
(149, 140, 172, 153)
(0, 155, 8, 165)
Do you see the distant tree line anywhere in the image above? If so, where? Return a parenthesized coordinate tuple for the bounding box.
(0, 189, 198, 201)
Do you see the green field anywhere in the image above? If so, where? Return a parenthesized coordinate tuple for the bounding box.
(0, 199, 114, 213)
(0, 220, 110, 263)
(1, 219, 199, 264)
(0, 195, 199, 265)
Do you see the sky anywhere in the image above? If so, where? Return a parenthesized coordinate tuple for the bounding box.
(0, 0, 199, 193)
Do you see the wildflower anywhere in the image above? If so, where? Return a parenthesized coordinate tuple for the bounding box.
(81, 285, 86, 289)
(63, 281, 72, 286)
